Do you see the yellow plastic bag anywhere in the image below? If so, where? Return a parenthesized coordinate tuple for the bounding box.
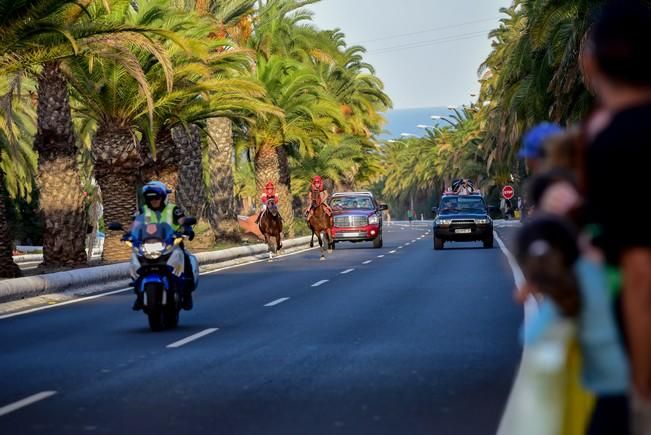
(498, 320, 595, 435)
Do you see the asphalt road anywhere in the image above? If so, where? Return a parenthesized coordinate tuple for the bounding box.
(0, 222, 522, 435)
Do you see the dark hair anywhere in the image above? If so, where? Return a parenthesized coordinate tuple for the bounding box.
(525, 169, 577, 209)
(515, 215, 581, 317)
(590, 0, 651, 86)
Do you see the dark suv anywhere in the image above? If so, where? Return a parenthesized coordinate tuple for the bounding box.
(330, 192, 388, 249)
(432, 193, 493, 250)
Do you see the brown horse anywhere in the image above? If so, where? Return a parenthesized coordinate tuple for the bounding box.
(308, 202, 333, 260)
(259, 199, 283, 259)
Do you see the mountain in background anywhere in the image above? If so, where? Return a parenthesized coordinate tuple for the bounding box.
(380, 106, 452, 140)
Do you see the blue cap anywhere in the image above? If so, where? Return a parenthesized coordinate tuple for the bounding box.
(518, 123, 564, 159)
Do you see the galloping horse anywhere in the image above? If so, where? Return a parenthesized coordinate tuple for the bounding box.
(259, 199, 283, 259)
(307, 201, 333, 260)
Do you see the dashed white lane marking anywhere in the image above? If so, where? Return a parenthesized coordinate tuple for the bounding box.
(265, 297, 290, 307)
(389, 250, 397, 254)
(377, 255, 385, 258)
(398, 246, 404, 249)
(405, 243, 411, 246)
(341, 269, 355, 275)
(0, 391, 57, 417)
(362, 260, 372, 265)
(166, 328, 219, 349)
(411, 240, 416, 243)
(1, 246, 319, 320)
(311, 280, 329, 287)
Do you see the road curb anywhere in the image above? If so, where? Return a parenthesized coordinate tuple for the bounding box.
(0, 236, 312, 304)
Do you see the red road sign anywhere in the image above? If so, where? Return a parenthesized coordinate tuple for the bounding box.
(502, 185, 514, 200)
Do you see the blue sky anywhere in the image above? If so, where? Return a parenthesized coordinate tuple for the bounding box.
(309, 0, 511, 109)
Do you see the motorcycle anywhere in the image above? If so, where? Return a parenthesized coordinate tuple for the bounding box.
(108, 218, 199, 331)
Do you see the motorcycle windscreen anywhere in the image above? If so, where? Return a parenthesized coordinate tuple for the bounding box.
(130, 219, 176, 245)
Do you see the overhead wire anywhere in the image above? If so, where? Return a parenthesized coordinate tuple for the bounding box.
(357, 17, 500, 44)
(367, 30, 494, 55)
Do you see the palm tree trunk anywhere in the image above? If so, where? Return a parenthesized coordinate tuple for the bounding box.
(173, 124, 206, 218)
(141, 130, 179, 204)
(34, 61, 88, 268)
(276, 145, 295, 237)
(93, 125, 141, 262)
(254, 143, 293, 236)
(206, 117, 240, 241)
(0, 174, 21, 278)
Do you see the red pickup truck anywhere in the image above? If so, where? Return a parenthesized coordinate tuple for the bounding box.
(330, 192, 388, 249)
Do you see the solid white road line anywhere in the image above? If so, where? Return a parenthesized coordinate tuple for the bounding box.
(362, 260, 372, 265)
(1, 246, 318, 321)
(0, 391, 57, 417)
(377, 255, 385, 258)
(166, 328, 219, 349)
(341, 269, 355, 275)
(264, 298, 290, 307)
(311, 280, 329, 287)
(494, 231, 537, 325)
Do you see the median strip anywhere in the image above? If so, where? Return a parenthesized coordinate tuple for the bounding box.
(166, 328, 219, 349)
(311, 280, 329, 287)
(0, 391, 57, 417)
(341, 269, 355, 275)
(265, 298, 290, 307)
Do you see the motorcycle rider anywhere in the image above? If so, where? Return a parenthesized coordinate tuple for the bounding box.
(130, 181, 196, 311)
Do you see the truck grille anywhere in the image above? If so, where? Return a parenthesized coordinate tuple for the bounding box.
(451, 220, 475, 225)
(334, 215, 368, 228)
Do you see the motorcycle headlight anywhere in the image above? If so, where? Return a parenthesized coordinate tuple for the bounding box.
(142, 241, 165, 259)
(368, 215, 379, 225)
(435, 218, 452, 225)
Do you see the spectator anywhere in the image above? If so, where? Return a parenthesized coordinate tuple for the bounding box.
(579, 1, 651, 431)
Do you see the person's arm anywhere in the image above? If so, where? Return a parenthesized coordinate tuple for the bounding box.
(621, 247, 651, 401)
(173, 206, 195, 240)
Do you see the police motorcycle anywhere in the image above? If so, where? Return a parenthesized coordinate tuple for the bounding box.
(108, 218, 199, 331)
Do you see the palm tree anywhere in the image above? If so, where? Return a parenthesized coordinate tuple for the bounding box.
(248, 55, 342, 235)
(194, 0, 257, 240)
(0, 0, 91, 268)
(67, 2, 177, 262)
(205, 117, 239, 239)
(0, 76, 38, 277)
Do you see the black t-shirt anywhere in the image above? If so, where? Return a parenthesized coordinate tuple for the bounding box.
(586, 102, 651, 264)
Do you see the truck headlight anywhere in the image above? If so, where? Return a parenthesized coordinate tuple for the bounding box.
(435, 218, 452, 225)
(368, 215, 379, 225)
(475, 218, 490, 224)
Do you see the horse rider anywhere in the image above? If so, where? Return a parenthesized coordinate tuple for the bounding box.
(255, 181, 280, 224)
(130, 181, 196, 311)
(305, 175, 333, 223)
